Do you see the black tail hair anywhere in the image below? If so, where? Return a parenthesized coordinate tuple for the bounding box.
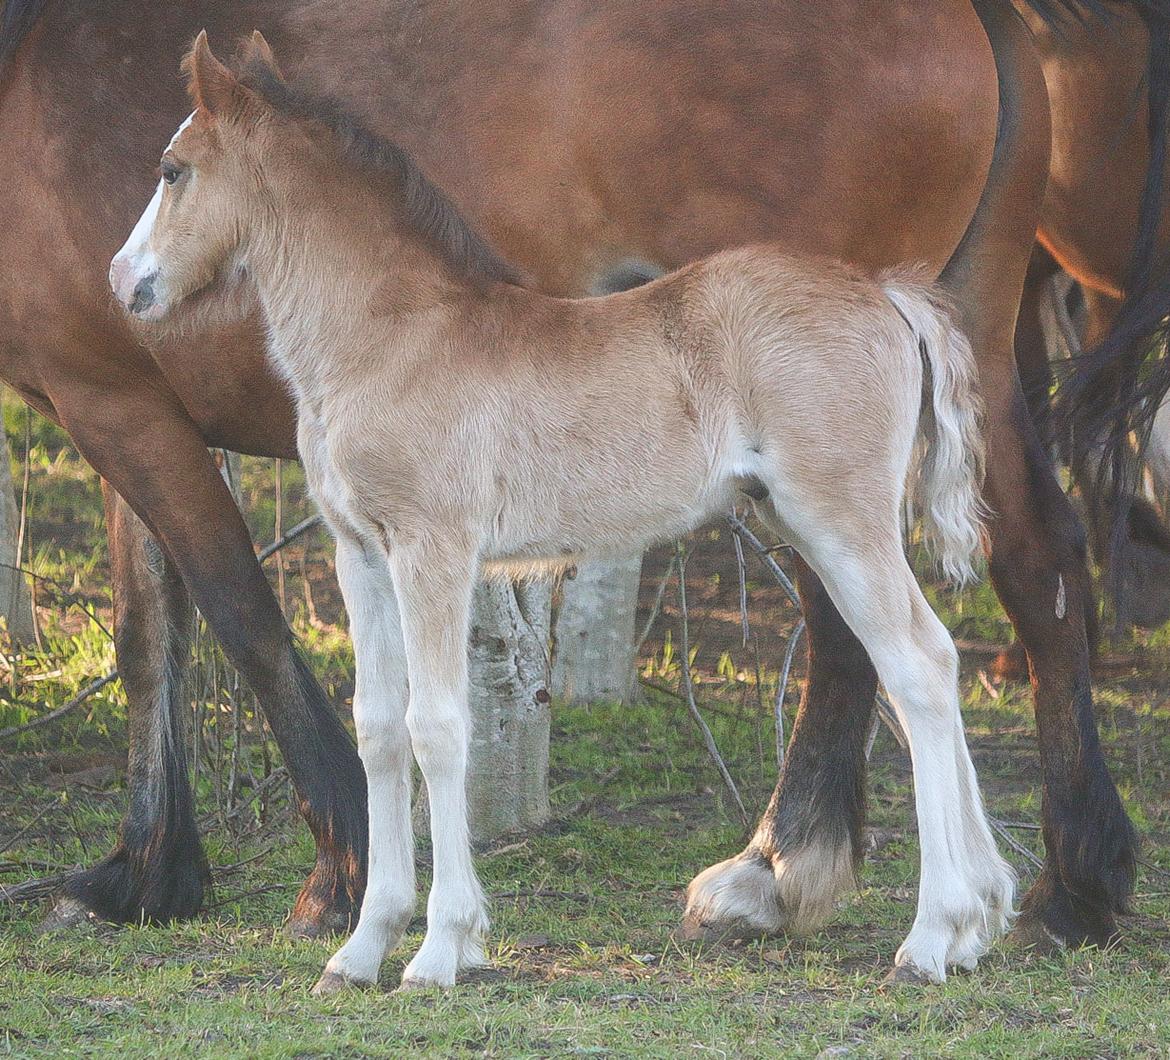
(1049, 1, 1170, 617)
(0, 0, 49, 81)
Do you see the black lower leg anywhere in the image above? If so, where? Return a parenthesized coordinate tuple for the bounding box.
(61, 488, 208, 923)
(754, 556, 875, 876)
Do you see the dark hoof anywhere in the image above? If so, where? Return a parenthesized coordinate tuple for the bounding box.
(1009, 914, 1066, 955)
(38, 896, 98, 935)
(1017, 870, 1121, 952)
(882, 963, 936, 987)
(311, 969, 371, 996)
(285, 906, 354, 940)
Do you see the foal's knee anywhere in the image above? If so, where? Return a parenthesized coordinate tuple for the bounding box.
(405, 700, 468, 768)
(353, 704, 410, 771)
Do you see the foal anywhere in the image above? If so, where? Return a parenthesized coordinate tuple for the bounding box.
(110, 32, 1014, 988)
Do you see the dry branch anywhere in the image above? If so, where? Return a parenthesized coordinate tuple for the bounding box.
(0, 671, 117, 742)
(674, 542, 750, 830)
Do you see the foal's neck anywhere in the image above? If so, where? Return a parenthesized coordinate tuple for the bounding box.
(245, 162, 482, 398)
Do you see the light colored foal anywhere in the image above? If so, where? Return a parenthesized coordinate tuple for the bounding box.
(108, 32, 1015, 992)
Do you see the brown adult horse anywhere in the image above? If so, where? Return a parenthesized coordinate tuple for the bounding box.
(0, 0, 1154, 949)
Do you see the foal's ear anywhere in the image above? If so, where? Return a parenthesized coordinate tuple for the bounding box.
(243, 30, 285, 83)
(183, 30, 252, 120)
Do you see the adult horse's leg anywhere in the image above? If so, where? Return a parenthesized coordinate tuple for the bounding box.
(45, 484, 207, 927)
(52, 383, 368, 935)
(681, 555, 873, 940)
(944, 0, 1134, 948)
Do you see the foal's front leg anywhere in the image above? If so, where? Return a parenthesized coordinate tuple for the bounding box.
(316, 536, 413, 994)
(391, 545, 488, 988)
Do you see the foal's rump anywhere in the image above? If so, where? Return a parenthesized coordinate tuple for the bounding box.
(690, 249, 985, 583)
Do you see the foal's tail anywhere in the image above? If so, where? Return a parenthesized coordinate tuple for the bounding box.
(881, 275, 987, 585)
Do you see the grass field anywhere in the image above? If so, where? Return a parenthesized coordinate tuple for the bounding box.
(1, 397, 1170, 1058)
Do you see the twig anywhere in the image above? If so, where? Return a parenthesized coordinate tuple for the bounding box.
(732, 511, 750, 647)
(490, 888, 592, 903)
(199, 766, 290, 831)
(725, 513, 801, 609)
(0, 870, 70, 903)
(865, 710, 882, 759)
(634, 553, 676, 657)
(0, 797, 58, 856)
(774, 618, 805, 771)
(875, 692, 908, 750)
(257, 515, 323, 563)
(1139, 857, 1170, 881)
(675, 542, 749, 831)
(991, 816, 1043, 869)
(0, 671, 117, 741)
(205, 882, 297, 910)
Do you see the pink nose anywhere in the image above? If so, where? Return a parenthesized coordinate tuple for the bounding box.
(109, 254, 139, 307)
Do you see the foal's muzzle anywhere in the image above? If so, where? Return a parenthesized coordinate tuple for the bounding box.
(109, 256, 162, 320)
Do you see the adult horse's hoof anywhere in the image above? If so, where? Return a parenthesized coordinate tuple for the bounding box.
(680, 853, 785, 944)
(311, 969, 371, 996)
(285, 908, 354, 940)
(286, 867, 361, 939)
(1014, 871, 1120, 953)
(38, 896, 96, 934)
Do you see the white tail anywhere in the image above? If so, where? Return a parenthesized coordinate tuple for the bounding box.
(882, 276, 987, 585)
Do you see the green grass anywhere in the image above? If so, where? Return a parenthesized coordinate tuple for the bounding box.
(2, 395, 1170, 1057)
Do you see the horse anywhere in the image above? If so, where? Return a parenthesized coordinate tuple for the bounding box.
(109, 33, 1014, 988)
(0, 0, 1157, 951)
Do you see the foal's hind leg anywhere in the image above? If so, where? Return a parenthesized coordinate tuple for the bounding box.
(316, 536, 413, 993)
(796, 531, 1013, 979)
(682, 554, 871, 941)
(389, 545, 488, 988)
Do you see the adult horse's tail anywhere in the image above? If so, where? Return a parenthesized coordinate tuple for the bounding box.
(0, 1, 49, 82)
(883, 278, 987, 586)
(1049, 1, 1170, 598)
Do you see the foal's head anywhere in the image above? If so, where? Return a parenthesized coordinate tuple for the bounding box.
(110, 31, 518, 321)
(109, 31, 297, 321)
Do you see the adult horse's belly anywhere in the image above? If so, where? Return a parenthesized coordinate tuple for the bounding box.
(0, 0, 998, 455)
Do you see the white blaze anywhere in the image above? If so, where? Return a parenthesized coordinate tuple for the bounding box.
(109, 112, 195, 290)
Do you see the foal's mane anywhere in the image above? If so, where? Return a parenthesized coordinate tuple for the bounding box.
(236, 57, 523, 288)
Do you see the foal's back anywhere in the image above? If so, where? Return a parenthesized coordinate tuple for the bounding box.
(336, 247, 925, 564)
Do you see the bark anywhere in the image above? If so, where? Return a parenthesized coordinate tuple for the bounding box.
(413, 576, 553, 844)
(551, 553, 641, 705)
(465, 577, 552, 843)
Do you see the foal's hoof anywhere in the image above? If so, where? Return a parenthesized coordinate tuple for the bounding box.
(883, 962, 938, 987)
(39, 896, 96, 934)
(397, 975, 450, 993)
(311, 970, 370, 997)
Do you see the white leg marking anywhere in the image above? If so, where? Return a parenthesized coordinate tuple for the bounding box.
(391, 547, 487, 988)
(806, 544, 1014, 981)
(320, 537, 413, 988)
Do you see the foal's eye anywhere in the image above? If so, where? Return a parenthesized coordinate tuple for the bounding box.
(161, 161, 183, 186)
